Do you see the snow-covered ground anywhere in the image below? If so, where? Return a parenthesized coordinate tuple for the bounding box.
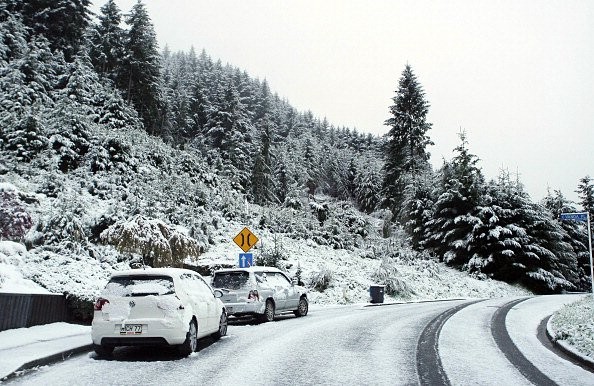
(0, 241, 49, 294)
(550, 294, 594, 359)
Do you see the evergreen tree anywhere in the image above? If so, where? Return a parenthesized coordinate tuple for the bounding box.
(383, 64, 433, 216)
(15, 0, 91, 62)
(426, 131, 484, 266)
(87, 0, 125, 82)
(576, 175, 594, 218)
(4, 113, 48, 162)
(251, 121, 275, 205)
(521, 200, 578, 293)
(401, 172, 435, 250)
(354, 161, 383, 214)
(0, 7, 28, 65)
(122, 0, 163, 135)
(274, 156, 289, 204)
(542, 189, 590, 291)
(206, 81, 253, 191)
(303, 137, 319, 195)
(467, 174, 579, 293)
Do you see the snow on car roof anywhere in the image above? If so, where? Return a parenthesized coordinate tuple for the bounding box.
(109, 267, 200, 278)
(213, 266, 283, 274)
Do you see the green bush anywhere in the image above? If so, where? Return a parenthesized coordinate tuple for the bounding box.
(65, 292, 94, 324)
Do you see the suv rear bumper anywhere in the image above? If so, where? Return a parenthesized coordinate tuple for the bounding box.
(223, 301, 265, 316)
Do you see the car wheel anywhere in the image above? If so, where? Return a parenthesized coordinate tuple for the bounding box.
(93, 344, 114, 357)
(294, 296, 309, 317)
(178, 319, 198, 356)
(260, 300, 275, 323)
(213, 310, 228, 340)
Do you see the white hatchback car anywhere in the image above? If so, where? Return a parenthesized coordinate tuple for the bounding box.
(92, 268, 227, 357)
(211, 266, 308, 322)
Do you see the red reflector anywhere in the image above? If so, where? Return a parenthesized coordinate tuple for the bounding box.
(248, 290, 259, 301)
(94, 298, 109, 311)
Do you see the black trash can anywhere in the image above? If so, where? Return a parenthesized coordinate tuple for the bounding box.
(369, 285, 385, 304)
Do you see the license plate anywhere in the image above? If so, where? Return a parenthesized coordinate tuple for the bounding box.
(120, 324, 143, 335)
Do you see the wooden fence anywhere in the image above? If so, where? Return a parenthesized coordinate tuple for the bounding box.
(0, 293, 69, 332)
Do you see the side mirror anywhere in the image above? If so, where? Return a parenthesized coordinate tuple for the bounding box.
(214, 289, 223, 298)
(291, 277, 298, 285)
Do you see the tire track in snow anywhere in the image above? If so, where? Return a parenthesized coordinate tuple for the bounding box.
(491, 297, 556, 386)
(416, 299, 484, 386)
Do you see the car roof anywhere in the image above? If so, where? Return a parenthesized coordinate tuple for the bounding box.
(110, 267, 201, 278)
(213, 266, 284, 274)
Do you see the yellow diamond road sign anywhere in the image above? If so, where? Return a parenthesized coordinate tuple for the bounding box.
(233, 227, 259, 253)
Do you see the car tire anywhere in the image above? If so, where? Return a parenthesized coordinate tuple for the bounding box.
(178, 319, 198, 356)
(259, 300, 275, 323)
(213, 310, 228, 340)
(293, 296, 309, 317)
(93, 344, 114, 357)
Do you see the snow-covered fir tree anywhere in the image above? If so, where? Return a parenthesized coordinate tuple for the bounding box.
(425, 131, 484, 266)
(87, 0, 126, 83)
(576, 175, 594, 218)
(122, 0, 162, 135)
(383, 64, 433, 216)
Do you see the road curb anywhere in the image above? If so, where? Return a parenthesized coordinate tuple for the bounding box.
(545, 315, 594, 372)
(364, 298, 468, 307)
(1, 344, 93, 382)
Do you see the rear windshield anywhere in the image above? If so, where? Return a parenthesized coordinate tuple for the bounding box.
(212, 271, 250, 290)
(103, 275, 175, 297)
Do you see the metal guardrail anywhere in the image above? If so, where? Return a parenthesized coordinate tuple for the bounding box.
(0, 293, 69, 332)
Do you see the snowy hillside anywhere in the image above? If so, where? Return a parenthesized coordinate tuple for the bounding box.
(0, 166, 532, 304)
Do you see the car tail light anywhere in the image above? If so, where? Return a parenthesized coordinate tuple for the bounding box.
(248, 290, 259, 301)
(94, 298, 109, 311)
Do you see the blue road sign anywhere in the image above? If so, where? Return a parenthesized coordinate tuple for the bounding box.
(239, 253, 253, 268)
(559, 213, 588, 222)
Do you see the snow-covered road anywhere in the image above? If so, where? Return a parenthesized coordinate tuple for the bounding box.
(6, 295, 591, 386)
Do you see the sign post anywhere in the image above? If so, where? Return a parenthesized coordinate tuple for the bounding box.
(560, 212, 593, 300)
(239, 253, 253, 268)
(233, 227, 259, 267)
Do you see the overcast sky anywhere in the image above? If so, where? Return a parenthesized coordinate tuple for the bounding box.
(92, 0, 593, 203)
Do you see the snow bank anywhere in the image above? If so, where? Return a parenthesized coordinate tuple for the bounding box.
(0, 241, 50, 294)
(550, 295, 594, 359)
(0, 322, 90, 351)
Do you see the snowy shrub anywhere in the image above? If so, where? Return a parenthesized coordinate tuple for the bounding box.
(86, 134, 139, 177)
(309, 264, 333, 292)
(89, 211, 121, 243)
(49, 119, 91, 173)
(100, 215, 202, 267)
(97, 92, 141, 131)
(35, 174, 59, 198)
(295, 262, 304, 286)
(3, 114, 48, 162)
(210, 187, 244, 221)
(0, 240, 27, 265)
(380, 210, 393, 238)
(373, 256, 414, 297)
(35, 190, 87, 245)
(310, 201, 329, 225)
(65, 293, 94, 324)
(88, 144, 112, 173)
(0, 191, 33, 241)
(257, 233, 288, 269)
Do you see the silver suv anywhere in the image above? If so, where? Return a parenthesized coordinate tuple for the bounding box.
(211, 267, 308, 322)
